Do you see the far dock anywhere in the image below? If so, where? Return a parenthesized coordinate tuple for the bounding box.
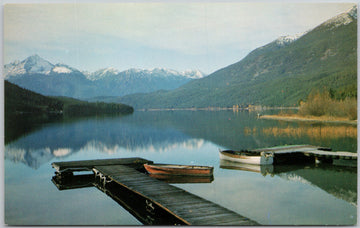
(253, 145, 357, 165)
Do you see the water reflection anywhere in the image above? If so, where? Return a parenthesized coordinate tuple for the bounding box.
(219, 160, 357, 206)
(5, 111, 357, 170)
(5, 139, 204, 169)
(5, 113, 205, 169)
(5, 111, 357, 225)
(261, 125, 357, 139)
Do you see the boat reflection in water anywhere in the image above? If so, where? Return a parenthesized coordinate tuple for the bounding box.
(219, 159, 274, 176)
(148, 174, 214, 184)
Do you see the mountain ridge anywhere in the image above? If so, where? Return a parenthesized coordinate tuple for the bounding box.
(5, 56, 206, 80)
(4, 56, 206, 98)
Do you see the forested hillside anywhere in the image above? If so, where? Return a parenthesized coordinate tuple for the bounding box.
(5, 80, 63, 114)
(5, 80, 134, 116)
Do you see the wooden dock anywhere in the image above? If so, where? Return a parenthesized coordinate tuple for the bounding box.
(52, 157, 152, 174)
(253, 145, 357, 164)
(52, 158, 259, 226)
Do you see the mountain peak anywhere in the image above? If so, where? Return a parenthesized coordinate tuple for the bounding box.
(26, 54, 41, 61)
(23, 54, 53, 74)
(4, 55, 81, 77)
(4, 54, 54, 77)
(346, 5, 357, 19)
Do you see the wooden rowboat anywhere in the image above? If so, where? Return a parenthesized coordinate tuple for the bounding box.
(144, 163, 214, 176)
(219, 149, 274, 165)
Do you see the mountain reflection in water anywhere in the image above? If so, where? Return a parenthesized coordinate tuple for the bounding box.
(5, 111, 357, 225)
(220, 160, 357, 206)
(5, 111, 357, 169)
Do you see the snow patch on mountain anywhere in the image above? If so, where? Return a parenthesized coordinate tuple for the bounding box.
(323, 5, 357, 29)
(52, 65, 73, 74)
(276, 31, 308, 46)
(180, 69, 205, 79)
(85, 67, 120, 80)
(4, 60, 27, 76)
(123, 67, 205, 79)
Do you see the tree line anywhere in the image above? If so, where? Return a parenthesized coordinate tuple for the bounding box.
(298, 88, 357, 120)
(5, 80, 134, 116)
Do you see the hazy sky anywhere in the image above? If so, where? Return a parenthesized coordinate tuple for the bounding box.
(3, 2, 356, 74)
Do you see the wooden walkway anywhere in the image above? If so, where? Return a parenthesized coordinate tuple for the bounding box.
(52, 157, 152, 173)
(253, 145, 357, 163)
(52, 158, 259, 226)
(93, 165, 258, 225)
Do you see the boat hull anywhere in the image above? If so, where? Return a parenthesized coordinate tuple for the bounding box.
(144, 164, 214, 176)
(148, 174, 214, 183)
(219, 150, 274, 165)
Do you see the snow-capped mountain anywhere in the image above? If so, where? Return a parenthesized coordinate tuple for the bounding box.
(85, 67, 205, 81)
(4, 54, 53, 76)
(4, 55, 206, 99)
(137, 67, 205, 79)
(87, 67, 206, 97)
(4, 55, 78, 78)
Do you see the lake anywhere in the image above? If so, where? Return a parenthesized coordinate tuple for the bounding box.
(4, 110, 357, 225)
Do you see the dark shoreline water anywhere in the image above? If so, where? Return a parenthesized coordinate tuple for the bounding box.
(4, 110, 357, 225)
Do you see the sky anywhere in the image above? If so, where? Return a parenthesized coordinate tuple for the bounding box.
(3, 1, 356, 74)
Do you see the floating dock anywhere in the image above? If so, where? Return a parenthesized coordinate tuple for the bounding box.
(253, 145, 357, 165)
(52, 157, 259, 226)
(52, 157, 152, 174)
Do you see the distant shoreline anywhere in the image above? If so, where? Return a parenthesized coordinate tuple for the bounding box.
(137, 106, 298, 112)
(260, 114, 357, 125)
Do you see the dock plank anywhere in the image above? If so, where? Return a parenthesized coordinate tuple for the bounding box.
(94, 164, 258, 225)
(254, 145, 320, 153)
(307, 150, 357, 159)
(253, 145, 357, 162)
(52, 157, 153, 173)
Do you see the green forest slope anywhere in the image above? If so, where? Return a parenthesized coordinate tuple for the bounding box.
(5, 80, 134, 116)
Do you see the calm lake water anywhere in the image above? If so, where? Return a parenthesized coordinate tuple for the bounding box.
(4, 110, 357, 225)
